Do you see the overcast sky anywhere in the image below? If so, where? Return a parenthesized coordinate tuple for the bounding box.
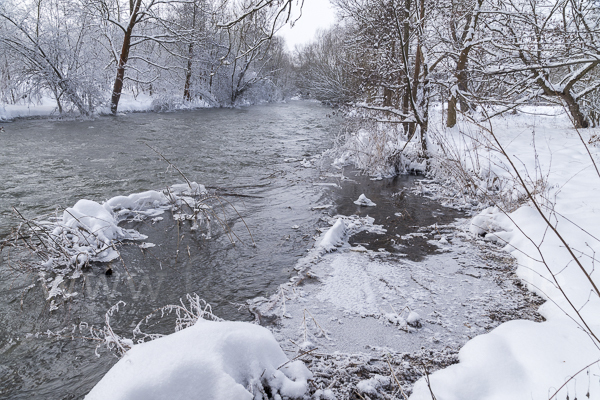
(277, 0, 336, 52)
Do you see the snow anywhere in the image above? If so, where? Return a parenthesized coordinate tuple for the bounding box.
(353, 193, 377, 207)
(19, 181, 213, 308)
(319, 218, 347, 252)
(0, 97, 59, 120)
(412, 318, 600, 400)
(313, 389, 336, 400)
(104, 190, 169, 219)
(357, 375, 391, 395)
(86, 320, 312, 400)
(410, 109, 600, 399)
(301, 158, 312, 168)
(264, 211, 539, 366)
(60, 199, 148, 263)
(0, 93, 211, 121)
(51, 183, 204, 267)
(12, 99, 600, 398)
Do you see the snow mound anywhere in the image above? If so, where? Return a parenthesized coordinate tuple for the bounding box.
(12, 181, 216, 308)
(104, 190, 169, 220)
(319, 218, 347, 252)
(357, 374, 390, 395)
(59, 199, 148, 264)
(86, 320, 312, 400)
(54, 188, 183, 265)
(469, 207, 503, 236)
(410, 319, 600, 400)
(354, 194, 377, 207)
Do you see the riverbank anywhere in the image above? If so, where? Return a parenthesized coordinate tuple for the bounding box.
(301, 106, 600, 399)
(407, 109, 600, 400)
(0, 93, 214, 121)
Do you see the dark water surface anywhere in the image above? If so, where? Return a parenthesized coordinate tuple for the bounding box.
(0, 102, 461, 399)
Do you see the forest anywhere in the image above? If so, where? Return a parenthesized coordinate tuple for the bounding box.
(2, 0, 600, 132)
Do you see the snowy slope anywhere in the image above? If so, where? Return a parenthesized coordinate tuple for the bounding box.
(411, 109, 600, 399)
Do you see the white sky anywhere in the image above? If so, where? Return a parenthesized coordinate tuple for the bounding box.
(277, 0, 336, 52)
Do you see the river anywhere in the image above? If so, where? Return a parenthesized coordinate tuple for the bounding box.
(0, 101, 538, 399)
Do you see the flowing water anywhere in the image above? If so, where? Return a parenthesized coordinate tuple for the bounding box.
(0, 101, 480, 399)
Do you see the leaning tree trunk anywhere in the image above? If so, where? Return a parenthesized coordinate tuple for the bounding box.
(533, 70, 592, 129)
(561, 92, 589, 129)
(110, 0, 141, 115)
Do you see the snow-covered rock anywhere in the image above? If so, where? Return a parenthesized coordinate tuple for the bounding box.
(86, 320, 312, 400)
(469, 207, 502, 236)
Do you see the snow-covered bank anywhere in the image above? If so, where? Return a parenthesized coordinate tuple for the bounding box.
(407, 110, 600, 399)
(0, 93, 211, 121)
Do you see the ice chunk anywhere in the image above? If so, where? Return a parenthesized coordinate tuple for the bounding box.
(168, 182, 207, 196)
(104, 190, 168, 214)
(407, 311, 421, 327)
(319, 219, 347, 252)
(354, 194, 376, 207)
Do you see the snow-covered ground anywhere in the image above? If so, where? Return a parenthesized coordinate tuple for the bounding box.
(0, 97, 59, 120)
(408, 109, 600, 399)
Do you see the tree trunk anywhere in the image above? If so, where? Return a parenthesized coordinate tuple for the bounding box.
(183, 2, 198, 101)
(447, 95, 457, 128)
(402, 0, 411, 136)
(408, 44, 422, 139)
(561, 92, 589, 128)
(183, 52, 193, 101)
(534, 72, 591, 129)
(447, 54, 469, 128)
(110, 0, 141, 115)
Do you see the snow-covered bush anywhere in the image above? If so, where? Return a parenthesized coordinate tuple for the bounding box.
(4, 181, 250, 308)
(332, 109, 426, 177)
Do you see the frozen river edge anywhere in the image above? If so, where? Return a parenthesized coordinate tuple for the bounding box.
(251, 186, 545, 399)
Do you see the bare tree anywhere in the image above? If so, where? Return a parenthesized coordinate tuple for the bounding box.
(293, 27, 359, 103)
(0, 0, 99, 115)
(485, 0, 600, 128)
(445, 0, 486, 128)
